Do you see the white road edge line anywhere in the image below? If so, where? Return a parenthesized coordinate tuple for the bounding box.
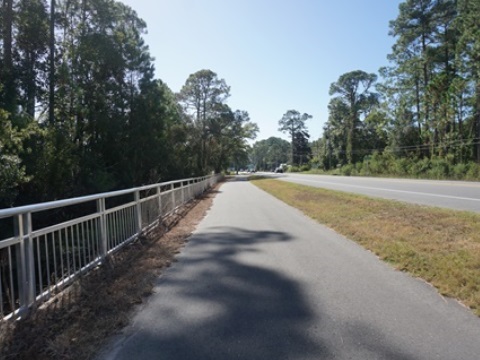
(284, 178, 480, 203)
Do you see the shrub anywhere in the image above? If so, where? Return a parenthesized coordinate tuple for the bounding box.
(409, 157, 431, 177)
(393, 157, 410, 176)
(332, 153, 480, 181)
(466, 162, 480, 180)
(452, 163, 468, 180)
(340, 164, 356, 176)
(427, 157, 450, 179)
(354, 162, 364, 174)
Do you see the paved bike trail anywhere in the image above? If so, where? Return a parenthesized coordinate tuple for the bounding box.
(97, 181, 480, 360)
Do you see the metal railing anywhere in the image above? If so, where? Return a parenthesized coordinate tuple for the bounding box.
(0, 174, 221, 320)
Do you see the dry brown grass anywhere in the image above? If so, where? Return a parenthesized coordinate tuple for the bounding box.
(253, 179, 480, 316)
(0, 186, 220, 360)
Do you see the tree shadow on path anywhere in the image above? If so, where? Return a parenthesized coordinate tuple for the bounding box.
(102, 228, 331, 360)
(101, 228, 422, 360)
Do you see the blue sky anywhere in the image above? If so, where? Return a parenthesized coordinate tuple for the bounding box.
(119, 0, 403, 142)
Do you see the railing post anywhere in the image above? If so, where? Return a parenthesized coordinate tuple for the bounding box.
(97, 198, 107, 258)
(181, 181, 185, 205)
(157, 186, 162, 218)
(134, 190, 142, 234)
(171, 183, 175, 212)
(188, 180, 193, 201)
(16, 212, 35, 314)
(14, 215, 25, 313)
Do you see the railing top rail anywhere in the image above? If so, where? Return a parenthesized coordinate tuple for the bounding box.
(0, 175, 212, 219)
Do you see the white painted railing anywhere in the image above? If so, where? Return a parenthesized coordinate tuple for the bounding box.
(0, 174, 221, 320)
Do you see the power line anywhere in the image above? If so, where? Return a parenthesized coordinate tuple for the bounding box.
(327, 137, 480, 155)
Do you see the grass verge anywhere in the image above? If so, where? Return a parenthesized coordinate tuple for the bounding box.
(252, 179, 480, 316)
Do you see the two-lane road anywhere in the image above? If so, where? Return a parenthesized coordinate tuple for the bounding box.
(274, 173, 480, 213)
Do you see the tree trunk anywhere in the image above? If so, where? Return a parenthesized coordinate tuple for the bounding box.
(415, 76, 422, 135)
(290, 129, 294, 165)
(2, 0, 15, 113)
(49, 0, 55, 124)
(476, 81, 480, 163)
(347, 116, 354, 165)
(26, 52, 36, 118)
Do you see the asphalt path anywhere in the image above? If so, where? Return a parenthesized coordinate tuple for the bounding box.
(273, 173, 480, 213)
(97, 181, 480, 360)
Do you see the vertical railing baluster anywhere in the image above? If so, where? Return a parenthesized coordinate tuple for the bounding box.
(14, 215, 26, 312)
(76, 224, 82, 271)
(85, 221, 91, 263)
(157, 186, 162, 220)
(134, 191, 142, 236)
(171, 183, 175, 213)
(97, 198, 107, 259)
(181, 181, 185, 205)
(52, 231, 58, 288)
(65, 228, 71, 276)
(112, 211, 117, 247)
(59, 229, 65, 281)
(70, 226, 76, 274)
(8, 248, 15, 314)
(81, 222, 87, 270)
(36, 237, 43, 299)
(16, 212, 35, 314)
(45, 234, 51, 295)
(119, 208, 125, 243)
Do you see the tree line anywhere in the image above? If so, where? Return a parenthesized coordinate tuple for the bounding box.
(316, 0, 480, 178)
(252, 0, 480, 179)
(0, 0, 257, 209)
(3, 0, 479, 210)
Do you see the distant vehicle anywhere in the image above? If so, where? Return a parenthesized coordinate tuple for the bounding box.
(274, 167, 283, 173)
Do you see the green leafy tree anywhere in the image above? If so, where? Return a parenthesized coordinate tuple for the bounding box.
(154, 80, 194, 180)
(0, 0, 260, 208)
(385, 0, 471, 160)
(456, 0, 480, 162)
(250, 137, 290, 171)
(0, 109, 41, 207)
(225, 109, 258, 172)
(388, 0, 439, 135)
(278, 110, 312, 165)
(329, 70, 378, 164)
(325, 97, 349, 165)
(16, 0, 49, 118)
(1, 0, 15, 114)
(47, 0, 161, 193)
(178, 69, 230, 174)
(292, 130, 311, 166)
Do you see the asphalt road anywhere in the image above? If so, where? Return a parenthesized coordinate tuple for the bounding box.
(97, 181, 480, 360)
(274, 173, 480, 213)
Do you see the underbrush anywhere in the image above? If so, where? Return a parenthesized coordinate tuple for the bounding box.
(307, 154, 480, 181)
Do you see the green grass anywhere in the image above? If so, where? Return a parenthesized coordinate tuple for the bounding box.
(252, 178, 480, 316)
